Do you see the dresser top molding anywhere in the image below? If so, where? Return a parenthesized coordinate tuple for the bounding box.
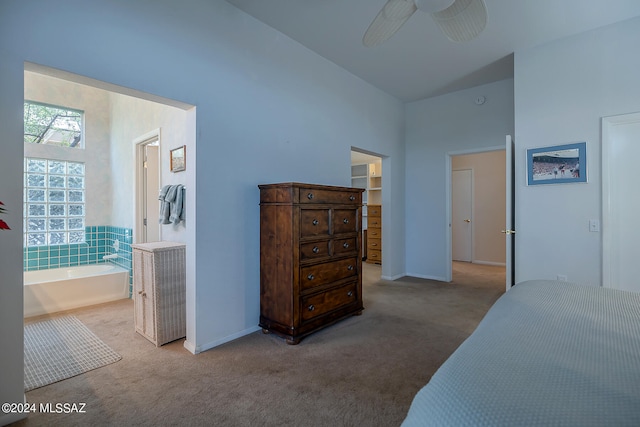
(259, 182, 364, 205)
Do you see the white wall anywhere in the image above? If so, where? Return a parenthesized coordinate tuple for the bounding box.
(514, 16, 640, 286)
(24, 71, 112, 226)
(0, 0, 405, 415)
(452, 150, 506, 265)
(405, 79, 514, 280)
(109, 91, 190, 244)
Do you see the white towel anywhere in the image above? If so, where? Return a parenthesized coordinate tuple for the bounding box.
(169, 185, 184, 225)
(158, 185, 171, 224)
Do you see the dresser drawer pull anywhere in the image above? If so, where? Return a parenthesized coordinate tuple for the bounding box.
(312, 219, 319, 226)
(343, 242, 349, 248)
(347, 291, 353, 297)
(312, 246, 320, 254)
(343, 218, 349, 224)
(371, 243, 378, 246)
(349, 195, 355, 201)
(307, 274, 315, 281)
(308, 305, 315, 311)
(307, 192, 314, 200)
(347, 265, 353, 271)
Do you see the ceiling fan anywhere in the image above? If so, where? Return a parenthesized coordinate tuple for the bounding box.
(363, 0, 487, 47)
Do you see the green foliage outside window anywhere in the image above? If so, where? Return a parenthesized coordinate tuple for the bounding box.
(24, 102, 83, 148)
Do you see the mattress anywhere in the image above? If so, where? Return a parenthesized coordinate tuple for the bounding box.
(402, 280, 640, 426)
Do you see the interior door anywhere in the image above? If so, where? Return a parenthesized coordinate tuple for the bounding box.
(452, 169, 473, 262)
(602, 113, 640, 292)
(504, 135, 515, 290)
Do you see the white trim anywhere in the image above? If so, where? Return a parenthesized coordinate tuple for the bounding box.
(445, 154, 453, 282)
(380, 273, 406, 281)
(601, 111, 640, 289)
(133, 129, 161, 245)
(0, 395, 28, 425)
(183, 339, 197, 354)
(187, 326, 261, 354)
(446, 145, 505, 283)
(405, 272, 449, 282)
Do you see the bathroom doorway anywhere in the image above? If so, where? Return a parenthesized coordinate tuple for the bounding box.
(135, 131, 161, 243)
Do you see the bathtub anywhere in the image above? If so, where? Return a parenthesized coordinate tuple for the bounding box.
(24, 264, 129, 317)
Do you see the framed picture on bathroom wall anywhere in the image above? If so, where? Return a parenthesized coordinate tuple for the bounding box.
(526, 142, 586, 185)
(170, 145, 186, 172)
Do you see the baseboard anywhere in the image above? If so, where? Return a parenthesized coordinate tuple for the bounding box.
(405, 272, 449, 282)
(183, 339, 197, 355)
(472, 260, 506, 267)
(187, 325, 261, 354)
(1, 397, 28, 426)
(380, 273, 406, 281)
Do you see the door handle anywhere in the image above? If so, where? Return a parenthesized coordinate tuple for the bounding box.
(464, 219, 471, 223)
(501, 229, 516, 234)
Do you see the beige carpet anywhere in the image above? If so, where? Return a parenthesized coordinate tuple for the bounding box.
(14, 262, 504, 426)
(24, 316, 122, 392)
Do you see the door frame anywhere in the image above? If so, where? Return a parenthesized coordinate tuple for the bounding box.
(602, 112, 640, 289)
(134, 128, 161, 244)
(445, 145, 505, 282)
(505, 135, 515, 290)
(351, 146, 387, 276)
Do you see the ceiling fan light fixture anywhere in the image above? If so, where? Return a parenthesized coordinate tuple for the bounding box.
(383, 0, 418, 20)
(414, 0, 455, 14)
(363, 0, 417, 47)
(431, 0, 487, 42)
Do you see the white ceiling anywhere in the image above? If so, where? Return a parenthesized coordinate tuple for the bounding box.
(225, 0, 640, 102)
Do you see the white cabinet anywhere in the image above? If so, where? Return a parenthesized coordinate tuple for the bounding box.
(367, 162, 382, 206)
(351, 164, 369, 206)
(351, 161, 382, 217)
(132, 241, 186, 347)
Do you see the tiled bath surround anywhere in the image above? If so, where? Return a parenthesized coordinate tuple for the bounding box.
(23, 226, 134, 296)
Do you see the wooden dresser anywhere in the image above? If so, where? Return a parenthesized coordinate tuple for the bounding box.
(259, 182, 364, 344)
(366, 204, 382, 264)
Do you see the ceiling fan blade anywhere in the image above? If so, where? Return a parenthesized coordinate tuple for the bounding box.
(363, 0, 418, 47)
(430, 0, 487, 42)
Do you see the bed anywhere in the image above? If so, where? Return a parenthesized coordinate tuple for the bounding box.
(401, 280, 640, 426)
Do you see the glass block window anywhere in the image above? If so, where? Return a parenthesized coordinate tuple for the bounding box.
(24, 101, 83, 148)
(24, 158, 85, 246)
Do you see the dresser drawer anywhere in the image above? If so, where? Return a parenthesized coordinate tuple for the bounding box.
(332, 209, 358, 234)
(368, 217, 381, 228)
(300, 209, 330, 237)
(299, 187, 360, 205)
(367, 237, 381, 250)
(300, 240, 330, 261)
(301, 282, 358, 322)
(367, 249, 381, 262)
(333, 237, 357, 256)
(367, 227, 381, 239)
(368, 205, 381, 217)
(300, 257, 358, 291)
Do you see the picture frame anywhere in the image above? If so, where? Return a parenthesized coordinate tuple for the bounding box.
(170, 145, 186, 172)
(526, 142, 586, 185)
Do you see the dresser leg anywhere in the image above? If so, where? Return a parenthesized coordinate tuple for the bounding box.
(286, 337, 301, 345)
(261, 328, 271, 334)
